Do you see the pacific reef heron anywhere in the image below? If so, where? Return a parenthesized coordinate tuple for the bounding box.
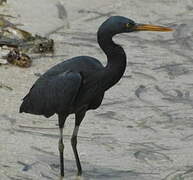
(20, 16, 173, 177)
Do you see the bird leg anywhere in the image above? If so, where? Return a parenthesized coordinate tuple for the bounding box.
(71, 125, 82, 175)
(71, 111, 86, 176)
(58, 115, 67, 177)
(59, 127, 64, 177)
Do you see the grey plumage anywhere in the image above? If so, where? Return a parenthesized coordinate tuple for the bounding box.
(20, 56, 104, 117)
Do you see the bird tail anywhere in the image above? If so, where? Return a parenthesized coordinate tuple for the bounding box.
(19, 94, 32, 113)
(19, 94, 54, 118)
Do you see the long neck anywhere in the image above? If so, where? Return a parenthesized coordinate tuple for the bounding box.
(97, 32, 127, 90)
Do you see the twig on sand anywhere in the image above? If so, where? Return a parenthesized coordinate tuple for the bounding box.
(0, 82, 13, 91)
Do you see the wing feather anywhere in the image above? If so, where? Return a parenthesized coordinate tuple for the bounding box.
(20, 71, 82, 117)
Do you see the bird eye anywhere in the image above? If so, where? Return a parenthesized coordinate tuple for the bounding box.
(126, 23, 132, 28)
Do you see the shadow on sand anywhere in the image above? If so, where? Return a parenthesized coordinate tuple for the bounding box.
(35, 153, 158, 180)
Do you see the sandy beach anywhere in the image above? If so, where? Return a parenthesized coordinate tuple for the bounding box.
(0, 0, 193, 179)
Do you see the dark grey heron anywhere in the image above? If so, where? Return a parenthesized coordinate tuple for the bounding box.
(20, 16, 172, 177)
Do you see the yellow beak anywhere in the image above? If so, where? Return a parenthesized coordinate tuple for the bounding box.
(133, 24, 173, 32)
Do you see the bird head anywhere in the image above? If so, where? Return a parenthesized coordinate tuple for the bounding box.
(98, 16, 173, 36)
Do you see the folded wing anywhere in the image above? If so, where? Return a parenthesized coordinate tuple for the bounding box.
(20, 71, 82, 117)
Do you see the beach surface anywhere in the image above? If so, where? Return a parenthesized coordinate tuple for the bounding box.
(0, 0, 193, 179)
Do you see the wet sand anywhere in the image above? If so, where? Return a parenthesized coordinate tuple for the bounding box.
(0, 0, 193, 179)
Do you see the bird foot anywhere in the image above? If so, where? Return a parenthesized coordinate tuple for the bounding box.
(77, 170, 82, 176)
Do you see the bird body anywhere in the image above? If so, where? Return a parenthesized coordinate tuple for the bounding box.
(20, 56, 105, 117)
(20, 16, 172, 177)
(20, 41, 127, 117)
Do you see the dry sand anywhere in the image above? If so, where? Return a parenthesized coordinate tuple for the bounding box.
(0, 0, 193, 179)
